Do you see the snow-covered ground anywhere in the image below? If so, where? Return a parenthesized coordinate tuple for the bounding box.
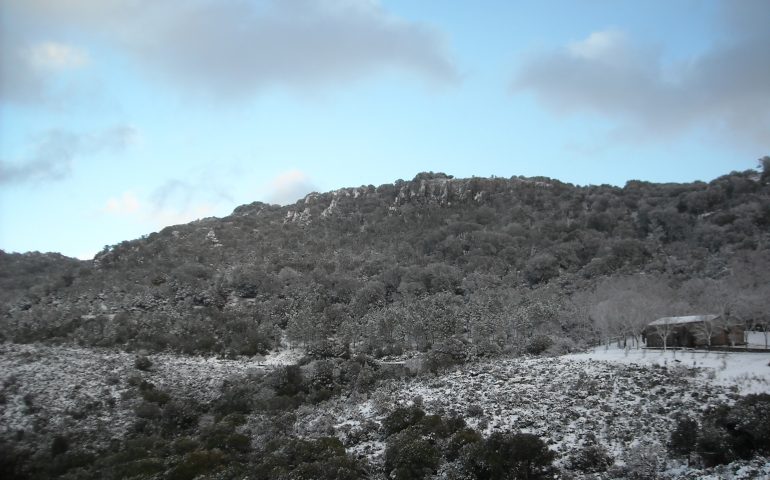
(2, 341, 769, 478)
(565, 342, 770, 395)
(296, 348, 770, 479)
(0, 342, 270, 450)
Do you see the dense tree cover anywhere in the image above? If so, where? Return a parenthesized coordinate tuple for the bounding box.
(2, 165, 769, 357)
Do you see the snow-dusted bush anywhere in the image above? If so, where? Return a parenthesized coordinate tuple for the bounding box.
(567, 437, 613, 473)
(620, 441, 666, 480)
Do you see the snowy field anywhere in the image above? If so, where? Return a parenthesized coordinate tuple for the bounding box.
(297, 347, 770, 479)
(565, 345, 770, 395)
(2, 341, 769, 478)
(0, 342, 299, 451)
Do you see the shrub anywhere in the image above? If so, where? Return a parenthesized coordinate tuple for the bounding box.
(621, 442, 665, 480)
(668, 416, 698, 459)
(383, 406, 426, 437)
(466, 404, 484, 418)
(51, 435, 69, 457)
(384, 430, 440, 480)
(167, 449, 226, 480)
(525, 335, 554, 355)
(696, 423, 735, 467)
(253, 436, 366, 480)
(446, 427, 482, 461)
(726, 393, 770, 456)
(568, 440, 613, 473)
(134, 401, 162, 419)
(461, 432, 555, 480)
(134, 355, 153, 371)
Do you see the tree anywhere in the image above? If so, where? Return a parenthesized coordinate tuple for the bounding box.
(384, 429, 439, 480)
(691, 316, 724, 348)
(651, 318, 675, 351)
(461, 432, 555, 480)
(669, 416, 699, 464)
(759, 155, 770, 184)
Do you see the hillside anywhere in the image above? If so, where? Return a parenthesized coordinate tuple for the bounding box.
(3, 165, 770, 479)
(2, 167, 770, 358)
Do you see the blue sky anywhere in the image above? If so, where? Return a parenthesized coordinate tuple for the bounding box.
(1, 0, 768, 259)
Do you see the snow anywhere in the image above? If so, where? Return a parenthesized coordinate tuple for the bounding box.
(564, 344, 770, 394)
(648, 314, 719, 326)
(262, 347, 305, 366)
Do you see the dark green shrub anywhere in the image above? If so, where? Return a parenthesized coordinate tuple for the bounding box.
(140, 386, 170, 405)
(726, 393, 770, 456)
(134, 401, 162, 419)
(384, 430, 440, 480)
(51, 435, 69, 457)
(668, 416, 698, 459)
(134, 355, 152, 371)
(418, 414, 450, 438)
(172, 437, 200, 455)
(697, 424, 735, 467)
(253, 436, 366, 480)
(461, 432, 555, 480)
(383, 406, 426, 437)
(467, 404, 484, 418)
(446, 427, 482, 461)
(167, 450, 225, 480)
(525, 335, 554, 355)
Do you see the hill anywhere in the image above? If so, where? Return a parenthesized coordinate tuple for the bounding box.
(2, 166, 770, 358)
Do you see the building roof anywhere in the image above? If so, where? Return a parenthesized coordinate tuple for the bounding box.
(648, 314, 719, 326)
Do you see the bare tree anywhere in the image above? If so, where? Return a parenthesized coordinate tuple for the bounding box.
(691, 316, 723, 348)
(651, 317, 675, 352)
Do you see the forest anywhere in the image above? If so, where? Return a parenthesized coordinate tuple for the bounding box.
(2, 160, 770, 479)
(2, 160, 769, 360)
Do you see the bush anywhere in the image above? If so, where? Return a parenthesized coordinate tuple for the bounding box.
(134, 401, 162, 419)
(568, 440, 613, 473)
(622, 442, 665, 480)
(525, 335, 554, 355)
(696, 423, 735, 467)
(461, 432, 555, 480)
(383, 406, 426, 437)
(466, 404, 484, 418)
(167, 449, 226, 480)
(51, 435, 69, 457)
(726, 393, 770, 456)
(384, 430, 440, 480)
(668, 415, 698, 459)
(253, 436, 366, 480)
(446, 427, 482, 461)
(134, 355, 153, 371)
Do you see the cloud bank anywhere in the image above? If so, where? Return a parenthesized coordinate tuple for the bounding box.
(511, 1, 770, 146)
(3, 0, 457, 102)
(0, 125, 137, 185)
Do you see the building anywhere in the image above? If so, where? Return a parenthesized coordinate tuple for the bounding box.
(643, 314, 745, 348)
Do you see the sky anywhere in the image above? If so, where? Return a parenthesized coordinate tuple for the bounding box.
(1, 0, 768, 259)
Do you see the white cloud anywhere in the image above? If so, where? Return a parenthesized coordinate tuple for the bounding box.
(0, 125, 137, 185)
(100, 190, 217, 229)
(512, 1, 770, 146)
(2, 0, 457, 102)
(265, 169, 317, 205)
(567, 30, 630, 64)
(26, 42, 89, 70)
(103, 191, 141, 215)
